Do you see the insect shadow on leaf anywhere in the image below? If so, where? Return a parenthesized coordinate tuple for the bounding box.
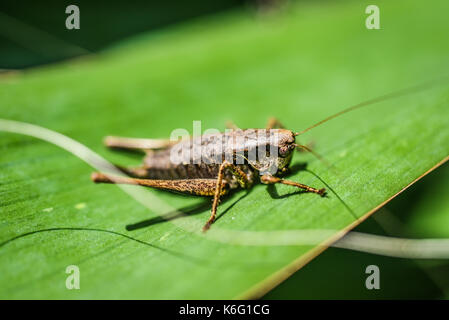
(305, 168, 358, 220)
(266, 162, 310, 199)
(126, 188, 252, 231)
(267, 161, 358, 220)
(125, 162, 333, 231)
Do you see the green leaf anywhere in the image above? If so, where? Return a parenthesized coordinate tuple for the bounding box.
(1, 0, 449, 299)
(266, 163, 449, 299)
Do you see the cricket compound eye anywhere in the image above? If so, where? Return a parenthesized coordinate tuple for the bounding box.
(279, 145, 291, 157)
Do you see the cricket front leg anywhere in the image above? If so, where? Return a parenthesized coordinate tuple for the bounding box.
(260, 174, 326, 196)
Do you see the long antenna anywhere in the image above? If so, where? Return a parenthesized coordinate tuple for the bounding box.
(295, 76, 449, 136)
(294, 143, 332, 167)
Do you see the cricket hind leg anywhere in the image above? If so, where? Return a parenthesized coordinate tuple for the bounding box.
(203, 161, 252, 232)
(260, 174, 326, 197)
(104, 136, 177, 151)
(266, 117, 285, 129)
(91, 172, 229, 197)
(225, 120, 240, 130)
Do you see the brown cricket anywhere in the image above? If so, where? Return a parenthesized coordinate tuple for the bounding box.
(90, 80, 440, 231)
(91, 118, 327, 231)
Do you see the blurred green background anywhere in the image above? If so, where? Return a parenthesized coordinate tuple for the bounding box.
(0, 0, 246, 68)
(265, 161, 449, 299)
(1, 0, 448, 299)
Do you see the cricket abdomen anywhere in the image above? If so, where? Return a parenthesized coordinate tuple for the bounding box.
(144, 163, 220, 180)
(92, 172, 228, 197)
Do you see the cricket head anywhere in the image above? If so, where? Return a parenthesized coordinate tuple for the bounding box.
(275, 129, 296, 174)
(248, 129, 296, 176)
(261, 129, 325, 176)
